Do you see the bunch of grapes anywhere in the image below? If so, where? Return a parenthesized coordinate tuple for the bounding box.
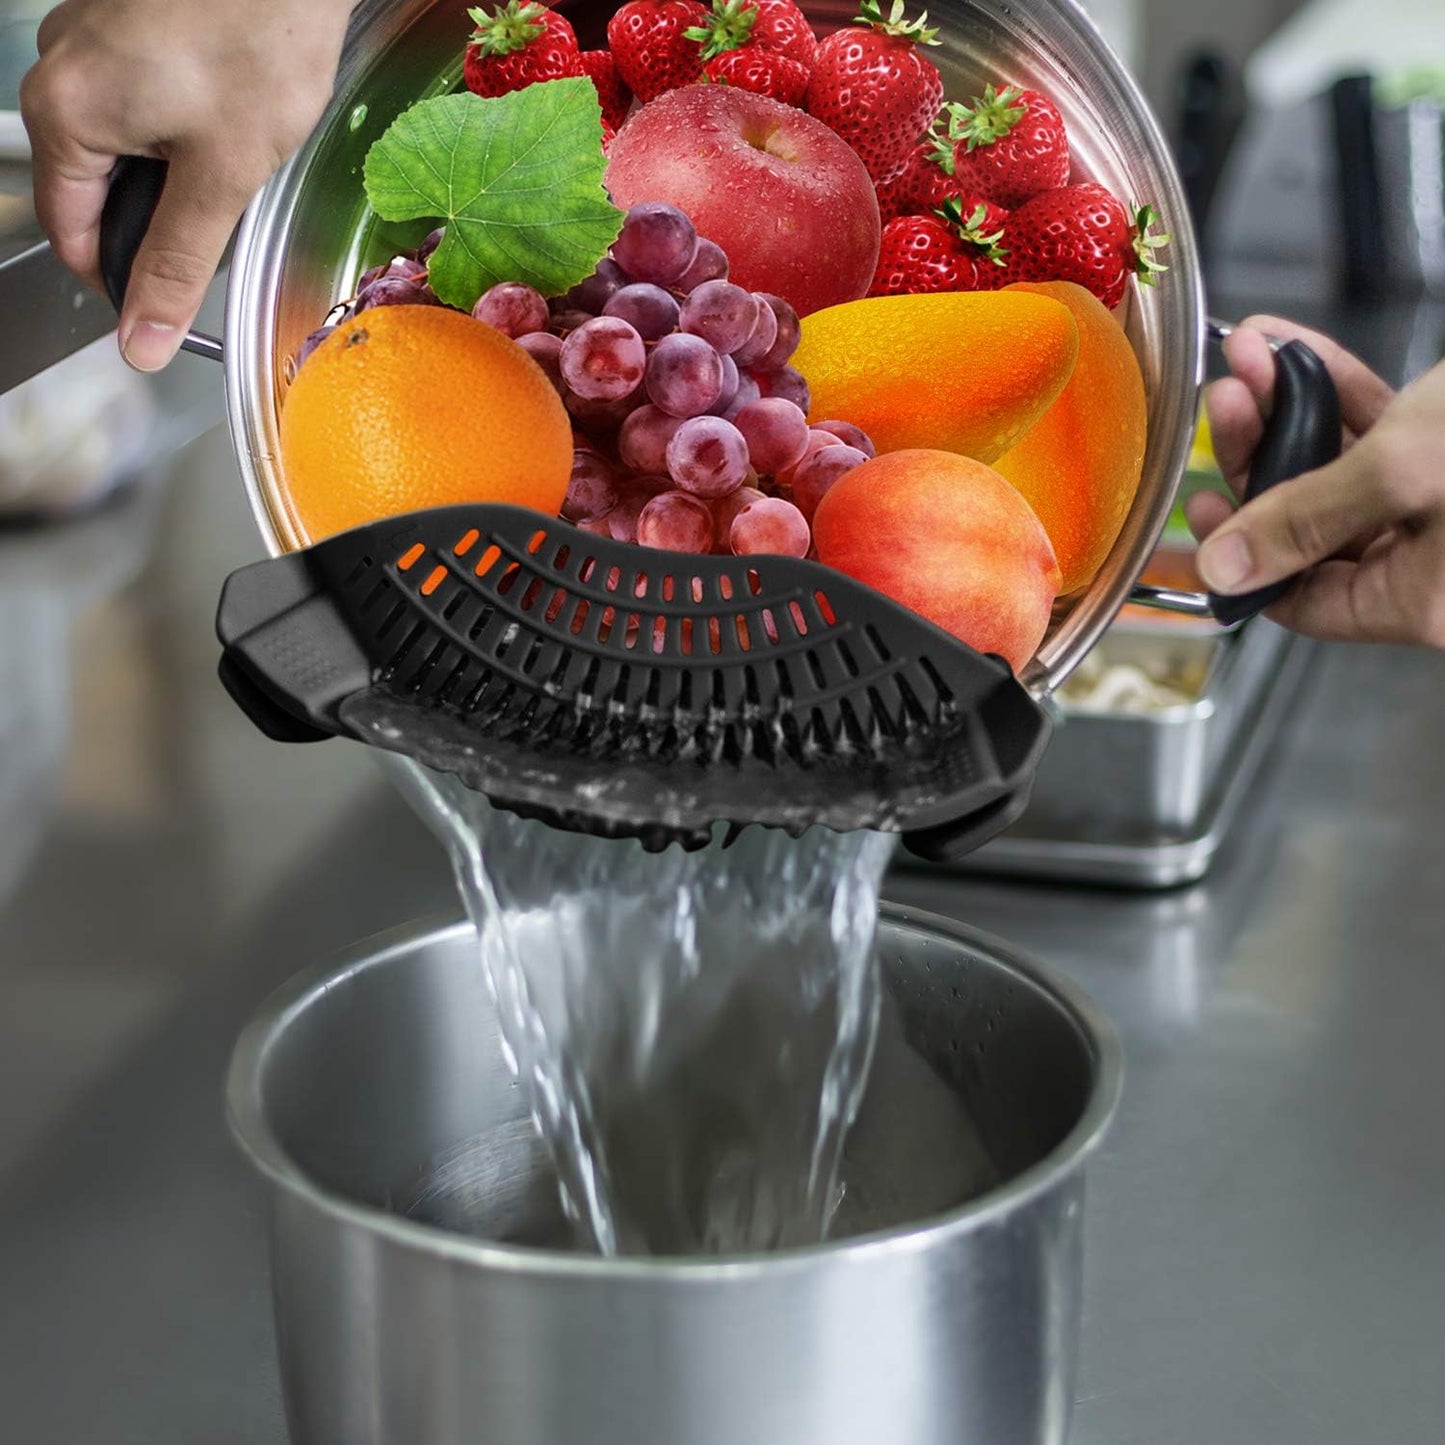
(298, 204, 876, 558)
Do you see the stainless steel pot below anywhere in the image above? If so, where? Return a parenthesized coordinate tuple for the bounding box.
(227, 905, 1121, 1445)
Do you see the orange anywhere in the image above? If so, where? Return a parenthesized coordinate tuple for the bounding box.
(279, 305, 572, 545)
(791, 291, 1079, 464)
(993, 281, 1148, 595)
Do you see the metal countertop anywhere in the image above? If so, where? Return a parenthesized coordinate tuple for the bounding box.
(1, 421, 1442, 1444)
(0, 296, 1442, 1441)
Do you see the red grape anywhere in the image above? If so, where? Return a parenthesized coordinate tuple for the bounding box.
(567, 257, 627, 313)
(812, 419, 877, 457)
(730, 497, 810, 558)
(790, 444, 868, 520)
(752, 293, 802, 370)
(665, 416, 750, 498)
(731, 295, 781, 368)
(777, 429, 844, 488)
(611, 203, 699, 286)
(605, 479, 673, 543)
(707, 353, 740, 416)
(354, 275, 438, 311)
(721, 372, 762, 420)
(472, 282, 549, 338)
(637, 491, 714, 552)
(417, 228, 445, 263)
(550, 308, 596, 334)
(604, 283, 681, 341)
(562, 450, 621, 521)
(618, 405, 685, 474)
(674, 238, 730, 293)
(646, 333, 725, 417)
(560, 316, 646, 401)
(565, 387, 645, 433)
(516, 331, 564, 392)
(680, 281, 760, 355)
(752, 364, 811, 413)
(711, 485, 766, 551)
(733, 398, 810, 476)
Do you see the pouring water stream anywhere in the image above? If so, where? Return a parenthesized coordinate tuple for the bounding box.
(391, 759, 896, 1256)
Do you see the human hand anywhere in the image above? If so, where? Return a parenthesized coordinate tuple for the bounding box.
(20, 0, 354, 371)
(1189, 316, 1445, 648)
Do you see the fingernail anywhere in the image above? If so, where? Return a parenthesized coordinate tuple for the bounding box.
(1198, 532, 1253, 592)
(120, 320, 179, 373)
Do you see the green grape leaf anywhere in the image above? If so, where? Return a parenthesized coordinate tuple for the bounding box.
(363, 79, 623, 310)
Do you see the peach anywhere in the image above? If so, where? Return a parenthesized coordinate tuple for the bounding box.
(812, 449, 1061, 674)
(605, 86, 881, 317)
(993, 281, 1148, 595)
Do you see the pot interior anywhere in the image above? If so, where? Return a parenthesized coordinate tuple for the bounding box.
(228, 0, 1204, 695)
(243, 909, 1114, 1254)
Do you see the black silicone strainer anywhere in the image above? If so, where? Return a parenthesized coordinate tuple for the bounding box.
(215, 502, 1052, 858)
(99, 156, 1341, 860)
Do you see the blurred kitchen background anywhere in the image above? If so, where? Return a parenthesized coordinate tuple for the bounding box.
(0, 2, 1443, 1440)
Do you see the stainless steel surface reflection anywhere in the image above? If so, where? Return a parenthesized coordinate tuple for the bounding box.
(229, 909, 1119, 1445)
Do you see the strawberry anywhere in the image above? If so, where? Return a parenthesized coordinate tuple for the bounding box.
(463, 1, 584, 99)
(1000, 184, 1170, 309)
(805, 0, 944, 185)
(608, 0, 710, 102)
(868, 198, 1006, 296)
(870, 216, 980, 296)
(703, 47, 811, 105)
(580, 48, 633, 132)
(945, 84, 1070, 209)
(684, 0, 819, 70)
(876, 123, 1012, 231)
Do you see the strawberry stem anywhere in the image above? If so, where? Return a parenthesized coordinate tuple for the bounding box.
(1131, 202, 1171, 286)
(924, 115, 956, 175)
(853, 0, 940, 47)
(467, 1, 546, 57)
(683, 0, 760, 62)
(936, 195, 1008, 264)
(945, 85, 1029, 152)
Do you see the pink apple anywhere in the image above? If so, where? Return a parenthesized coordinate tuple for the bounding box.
(605, 86, 881, 319)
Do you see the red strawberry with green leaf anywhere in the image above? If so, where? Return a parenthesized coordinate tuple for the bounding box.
(463, 2, 584, 99)
(1001, 183, 1169, 308)
(703, 46, 811, 105)
(608, 0, 710, 102)
(868, 198, 1007, 296)
(685, 0, 819, 70)
(580, 48, 633, 132)
(877, 122, 1013, 230)
(945, 84, 1070, 208)
(870, 216, 979, 296)
(805, 0, 944, 185)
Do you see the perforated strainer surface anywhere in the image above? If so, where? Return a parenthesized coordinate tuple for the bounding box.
(217, 504, 1050, 856)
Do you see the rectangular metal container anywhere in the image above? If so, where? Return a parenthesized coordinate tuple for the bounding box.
(903, 620, 1313, 889)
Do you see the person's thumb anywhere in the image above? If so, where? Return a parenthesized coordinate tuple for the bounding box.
(117, 151, 249, 371)
(1195, 447, 1373, 595)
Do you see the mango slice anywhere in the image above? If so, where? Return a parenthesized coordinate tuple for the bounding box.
(793, 291, 1080, 465)
(993, 281, 1148, 595)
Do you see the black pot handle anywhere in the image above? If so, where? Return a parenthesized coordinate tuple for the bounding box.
(1207, 328, 1342, 627)
(97, 154, 225, 362)
(1129, 321, 1343, 627)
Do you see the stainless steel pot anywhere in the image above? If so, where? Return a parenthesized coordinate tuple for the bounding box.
(228, 904, 1121, 1445)
(145, 0, 1214, 695)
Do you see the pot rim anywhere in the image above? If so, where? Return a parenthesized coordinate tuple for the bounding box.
(226, 900, 1123, 1279)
